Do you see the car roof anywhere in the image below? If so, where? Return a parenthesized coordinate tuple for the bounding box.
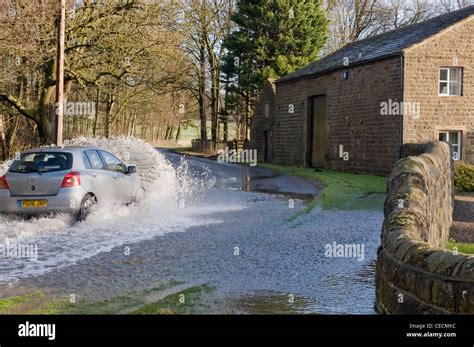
(22, 146, 100, 154)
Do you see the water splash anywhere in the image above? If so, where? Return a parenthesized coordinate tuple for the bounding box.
(0, 137, 240, 283)
(65, 136, 207, 206)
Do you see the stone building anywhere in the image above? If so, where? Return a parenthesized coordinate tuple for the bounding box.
(250, 6, 474, 175)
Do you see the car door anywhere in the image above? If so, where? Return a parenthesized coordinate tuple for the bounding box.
(98, 150, 132, 201)
(83, 149, 110, 202)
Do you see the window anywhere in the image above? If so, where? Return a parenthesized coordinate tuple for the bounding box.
(264, 103, 270, 118)
(100, 151, 125, 173)
(84, 150, 105, 170)
(439, 131, 461, 160)
(9, 152, 73, 173)
(82, 152, 92, 169)
(439, 67, 462, 96)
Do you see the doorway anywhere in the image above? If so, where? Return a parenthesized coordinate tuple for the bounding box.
(307, 95, 327, 168)
(263, 130, 273, 162)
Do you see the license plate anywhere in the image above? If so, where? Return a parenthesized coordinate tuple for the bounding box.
(18, 200, 48, 209)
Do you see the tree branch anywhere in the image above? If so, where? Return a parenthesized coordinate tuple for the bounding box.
(0, 90, 38, 122)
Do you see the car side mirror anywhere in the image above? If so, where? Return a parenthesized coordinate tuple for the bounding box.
(127, 166, 136, 174)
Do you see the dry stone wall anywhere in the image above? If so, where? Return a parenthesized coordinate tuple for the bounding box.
(376, 141, 474, 314)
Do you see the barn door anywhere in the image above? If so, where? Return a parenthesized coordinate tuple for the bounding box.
(309, 96, 327, 168)
(264, 130, 269, 162)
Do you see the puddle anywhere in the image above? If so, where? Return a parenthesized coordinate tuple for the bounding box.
(241, 173, 319, 203)
(230, 290, 318, 314)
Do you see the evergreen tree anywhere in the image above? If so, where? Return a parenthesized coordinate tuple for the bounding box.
(224, 0, 327, 83)
(222, 0, 327, 138)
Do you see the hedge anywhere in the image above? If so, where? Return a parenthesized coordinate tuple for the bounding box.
(454, 161, 474, 192)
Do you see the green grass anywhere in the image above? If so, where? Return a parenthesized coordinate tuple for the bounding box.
(0, 281, 216, 315)
(260, 164, 387, 211)
(174, 120, 238, 142)
(59, 280, 186, 314)
(447, 241, 474, 255)
(0, 290, 144, 315)
(0, 291, 44, 314)
(132, 284, 214, 315)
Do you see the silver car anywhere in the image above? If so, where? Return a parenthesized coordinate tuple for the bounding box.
(0, 146, 143, 220)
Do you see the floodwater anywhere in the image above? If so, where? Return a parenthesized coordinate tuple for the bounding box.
(0, 138, 383, 314)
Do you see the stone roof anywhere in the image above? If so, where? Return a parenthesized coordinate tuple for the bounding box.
(278, 5, 474, 83)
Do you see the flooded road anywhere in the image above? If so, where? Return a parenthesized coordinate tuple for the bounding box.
(0, 143, 383, 314)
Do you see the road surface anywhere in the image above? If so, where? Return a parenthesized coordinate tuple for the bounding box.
(0, 149, 383, 314)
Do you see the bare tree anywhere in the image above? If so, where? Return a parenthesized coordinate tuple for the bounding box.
(373, 0, 433, 32)
(181, 0, 234, 143)
(323, 0, 472, 53)
(0, 0, 191, 148)
(324, 0, 379, 52)
(438, 0, 473, 12)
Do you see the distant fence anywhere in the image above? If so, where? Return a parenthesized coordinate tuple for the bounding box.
(191, 139, 249, 154)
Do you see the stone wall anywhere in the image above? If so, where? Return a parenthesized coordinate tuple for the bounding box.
(262, 56, 403, 175)
(250, 14, 474, 174)
(376, 141, 474, 314)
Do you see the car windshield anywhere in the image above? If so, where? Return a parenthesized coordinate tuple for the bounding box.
(9, 152, 73, 174)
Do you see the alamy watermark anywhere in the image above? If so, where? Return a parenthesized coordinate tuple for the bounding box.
(217, 147, 258, 167)
(339, 144, 349, 161)
(18, 321, 55, 341)
(324, 241, 365, 261)
(0, 238, 38, 261)
(55, 100, 96, 118)
(380, 99, 420, 119)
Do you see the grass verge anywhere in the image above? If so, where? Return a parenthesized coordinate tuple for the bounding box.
(260, 163, 387, 211)
(447, 241, 474, 255)
(132, 284, 214, 315)
(0, 281, 215, 314)
(0, 291, 44, 314)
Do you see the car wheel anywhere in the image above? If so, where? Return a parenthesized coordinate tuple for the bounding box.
(130, 185, 146, 204)
(76, 193, 97, 221)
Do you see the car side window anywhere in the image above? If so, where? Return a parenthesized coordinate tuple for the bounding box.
(84, 150, 105, 170)
(100, 151, 125, 173)
(82, 152, 92, 169)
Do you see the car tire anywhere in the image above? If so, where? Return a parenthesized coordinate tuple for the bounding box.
(76, 193, 97, 221)
(130, 185, 146, 204)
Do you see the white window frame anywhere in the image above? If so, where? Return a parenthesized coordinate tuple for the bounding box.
(439, 67, 462, 96)
(439, 131, 462, 160)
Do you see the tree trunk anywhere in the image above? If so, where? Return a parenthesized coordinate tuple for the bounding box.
(72, 112, 78, 137)
(209, 53, 218, 143)
(93, 88, 100, 137)
(37, 59, 57, 144)
(198, 33, 207, 141)
(215, 75, 220, 141)
(37, 109, 54, 144)
(105, 93, 114, 138)
(0, 115, 8, 160)
(128, 112, 136, 137)
(7, 116, 20, 152)
(175, 123, 181, 141)
(223, 115, 228, 142)
(245, 90, 250, 140)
